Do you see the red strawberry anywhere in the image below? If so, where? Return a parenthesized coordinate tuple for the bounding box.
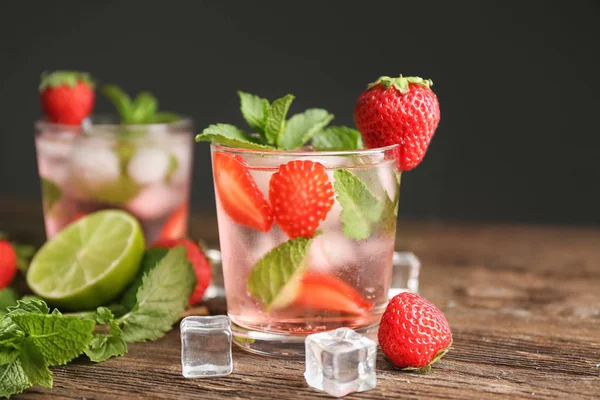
(378, 292, 452, 371)
(293, 271, 373, 316)
(354, 75, 440, 171)
(39, 71, 95, 126)
(269, 160, 334, 239)
(213, 152, 273, 232)
(0, 240, 17, 289)
(159, 203, 188, 240)
(151, 238, 212, 305)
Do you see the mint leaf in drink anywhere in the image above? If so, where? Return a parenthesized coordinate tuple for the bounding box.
(195, 124, 275, 150)
(247, 237, 313, 310)
(0, 359, 31, 398)
(102, 84, 180, 125)
(121, 247, 169, 310)
(334, 169, 385, 240)
(85, 308, 127, 363)
(0, 288, 18, 315)
(19, 339, 52, 388)
(238, 91, 270, 135)
(101, 84, 134, 123)
(41, 178, 62, 214)
(129, 92, 158, 124)
(264, 94, 295, 145)
(118, 247, 196, 342)
(10, 312, 94, 366)
(312, 126, 364, 151)
(151, 112, 182, 124)
(278, 109, 334, 150)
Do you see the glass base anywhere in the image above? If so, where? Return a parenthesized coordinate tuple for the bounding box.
(231, 321, 380, 358)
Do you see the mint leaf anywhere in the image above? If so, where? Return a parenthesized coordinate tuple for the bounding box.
(13, 243, 36, 273)
(238, 91, 270, 135)
(0, 347, 19, 365)
(0, 318, 24, 349)
(334, 169, 384, 240)
(41, 178, 62, 214)
(85, 308, 127, 362)
(195, 124, 275, 150)
(19, 339, 52, 388)
(119, 247, 196, 342)
(10, 313, 94, 366)
(0, 289, 18, 315)
(264, 94, 295, 145)
(121, 247, 169, 310)
(312, 126, 364, 151)
(129, 92, 158, 124)
(101, 84, 133, 123)
(247, 237, 313, 310)
(278, 109, 334, 150)
(150, 112, 181, 123)
(0, 358, 31, 398)
(7, 299, 49, 316)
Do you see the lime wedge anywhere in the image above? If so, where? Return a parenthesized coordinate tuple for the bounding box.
(27, 210, 145, 311)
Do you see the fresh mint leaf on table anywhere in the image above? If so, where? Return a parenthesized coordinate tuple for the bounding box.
(312, 126, 364, 151)
(278, 109, 334, 150)
(85, 307, 127, 363)
(118, 246, 196, 342)
(196, 90, 363, 151)
(247, 237, 314, 311)
(121, 247, 170, 310)
(101, 84, 181, 125)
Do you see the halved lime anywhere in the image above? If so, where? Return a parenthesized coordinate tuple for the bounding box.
(27, 210, 145, 311)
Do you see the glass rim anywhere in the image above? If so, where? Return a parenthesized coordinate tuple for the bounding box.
(210, 142, 399, 157)
(35, 114, 193, 132)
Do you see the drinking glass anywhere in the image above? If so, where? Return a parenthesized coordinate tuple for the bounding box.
(34, 117, 194, 243)
(212, 144, 400, 357)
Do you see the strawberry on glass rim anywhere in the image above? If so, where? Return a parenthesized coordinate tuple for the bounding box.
(39, 70, 95, 126)
(354, 75, 440, 171)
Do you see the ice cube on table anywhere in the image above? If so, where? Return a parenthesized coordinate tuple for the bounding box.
(390, 251, 421, 298)
(127, 147, 170, 185)
(305, 327, 377, 398)
(180, 316, 233, 378)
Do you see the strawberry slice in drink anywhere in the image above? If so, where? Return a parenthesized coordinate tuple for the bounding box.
(159, 203, 188, 240)
(293, 271, 374, 316)
(213, 152, 273, 232)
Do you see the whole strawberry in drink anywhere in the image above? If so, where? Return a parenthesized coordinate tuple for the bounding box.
(354, 75, 440, 170)
(39, 71, 95, 126)
(378, 292, 452, 371)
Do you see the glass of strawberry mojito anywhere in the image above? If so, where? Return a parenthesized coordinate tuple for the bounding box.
(35, 71, 193, 243)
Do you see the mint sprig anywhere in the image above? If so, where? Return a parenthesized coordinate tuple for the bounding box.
(101, 84, 181, 125)
(196, 91, 362, 151)
(84, 307, 127, 363)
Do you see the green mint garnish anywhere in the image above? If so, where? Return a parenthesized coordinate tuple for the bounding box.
(247, 237, 313, 310)
(334, 169, 388, 240)
(195, 123, 275, 150)
(278, 109, 334, 150)
(120, 247, 169, 310)
(40, 178, 62, 214)
(238, 91, 270, 135)
(19, 339, 52, 389)
(85, 307, 127, 363)
(101, 84, 181, 125)
(264, 94, 295, 145)
(312, 126, 364, 151)
(118, 246, 196, 342)
(0, 358, 36, 397)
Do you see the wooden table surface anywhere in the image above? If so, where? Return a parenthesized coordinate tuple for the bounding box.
(1, 199, 599, 399)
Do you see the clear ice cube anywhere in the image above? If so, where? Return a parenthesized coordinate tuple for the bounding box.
(305, 327, 377, 397)
(389, 251, 421, 298)
(180, 316, 233, 378)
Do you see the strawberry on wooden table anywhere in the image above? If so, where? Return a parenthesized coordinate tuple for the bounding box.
(213, 152, 273, 232)
(39, 71, 95, 126)
(378, 292, 452, 372)
(151, 238, 212, 305)
(269, 160, 334, 239)
(354, 75, 440, 170)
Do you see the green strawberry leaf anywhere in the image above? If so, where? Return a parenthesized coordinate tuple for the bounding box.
(312, 126, 364, 151)
(264, 94, 295, 145)
(195, 124, 275, 150)
(0, 358, 31, 398)
(247, 237, 313, 310)
(238, 91, 270, 135)
(334, 169, 385, 240)
(9, 313, 95, 366)
(101, 84, 134, 123)
(39, 71, 94, 91)
(41, 178, 62, 213)
(277, 109, 334, 150)
(19, 339, 52, 388)
(118, 247, 196, 343)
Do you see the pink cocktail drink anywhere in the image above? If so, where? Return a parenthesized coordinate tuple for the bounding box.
(35, 118, 194, 243)
(212, 145, 399, 356)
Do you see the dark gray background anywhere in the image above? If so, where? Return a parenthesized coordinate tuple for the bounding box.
(1, 0, 599, 225)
